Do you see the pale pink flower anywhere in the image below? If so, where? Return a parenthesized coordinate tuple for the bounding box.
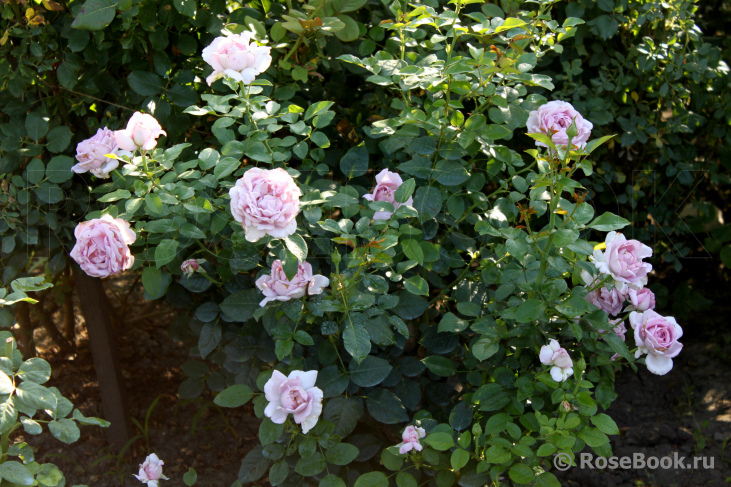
(133, 453, 167, 487)
(70, 215, 136, 278)
(202, 33, 272, 85)
(581, 270, 627, 316)
(630, 310, 683, 375)
(628, 287, 656, 312)
(229, 167, 301, 242)
(181, 259, 205, 276)
(72, 127, 119, 178)
(264, 370, 323, 434)
(526, 100, 593, 148)
(539, 339, 573, 382)
(256, 260, 329, 307)
(397, 425, 426, 454)
(363, 169, 413, 220)
(591, 231, 653, 290)
(115, 112, 166, 152)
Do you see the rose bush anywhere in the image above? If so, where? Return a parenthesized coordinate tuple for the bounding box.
(0, 0, 705, 485)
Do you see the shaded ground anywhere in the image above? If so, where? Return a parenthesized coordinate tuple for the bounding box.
(15, 258, 731, 487)
(20, 274, 260, 487)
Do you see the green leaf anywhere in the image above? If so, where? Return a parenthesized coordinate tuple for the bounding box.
(584, 135, 615, 154)
(472, 337, 499, 361)
(173, 0, 196, 17)
(438, 313, 469, 334)
(354, 472, 388, 487)
(72, 0, 116, 30)
(17, 358, 51, 384)
(128, 71, 165, 96)
(365, 389, 409, 423)
(508, 463, 535, 484)
(340, 144, 369, 178)
(555, 295, 595, 317)
(342, 313, 371, 363)
(214, 384, 253, 408)
(404, 276, 429, 296)
(451, 449, 469, 471)
(422, 356, 456, 377)
(219, 289, 261, 322)
(0, 372, 13, 395)
(325, 443, 359, 465)
(394, 178, 415, 204)
(155, 239, 179, 268)
(284, 233, 308, 260)
(295, 451, 326, 476)
(603, 330, 632, 362)
(20, 417, 42, 435)
(98, 189, 131, 203)
(259, 418, 286, 446)
(213, 157, 239, 180)
(49, 418, 81, 443)
(305, 101, 335, 120)
(349, 355, 392, 387)
(269, 462, 288, 486)
(16, 382, 56, 411)
(588, 212, 631, 231)
(516, 299, 545, 323)
(401, 239, 424, 265)
(424, 432, 455, 451)
(413, 186, 442, 222)
(0, 461, 33, 486)
(320, 474, 346, 487)
(495, 17, 527, 33)
(396, 472, 417, 487)
(25, 113, 49, 142)
(590, 413, 620, 435)
(578, 426, 609, 447)
(46, 127, 73, 153)
(183, 468, 198, 487)
(324, 397, 362, 437)
(141, 267, 171, 300)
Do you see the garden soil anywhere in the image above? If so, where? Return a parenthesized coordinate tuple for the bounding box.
(20, 262, 731, 487)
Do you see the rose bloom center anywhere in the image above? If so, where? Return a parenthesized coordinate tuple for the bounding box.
(281, 387, 308, 410)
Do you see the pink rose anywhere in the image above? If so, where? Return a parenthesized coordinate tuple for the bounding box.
(628, 287, 655, 312)
(591, 231, 653, 290)
(202, 33, 272, 85)
(264, 370, 323, 434)
(72, 127, 120, 178)
(229, 167, 302, 242)
(526, 100, 593, 148)
(256, 260, 329, 307)
(539, 339, 573, 382)
(597, 318, 626, 340)
(363, 169, 413, 220)
(70, 215, 136, 278)
(397, 425, 426, 454)
(630, 310, 683, 375)
(181, 259, 204, 276)
(581, 271, 627, 316)
(115, 112, 166, 152)
(133, 453, 167, 487)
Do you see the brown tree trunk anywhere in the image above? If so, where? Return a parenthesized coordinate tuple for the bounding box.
(14, 302, 35, 358)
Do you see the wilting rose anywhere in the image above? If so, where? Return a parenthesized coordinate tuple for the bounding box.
(591, 231, 653, 290)
(229, 167, 301, 242)
(526, 100, 593, 148)
(256, 260, 329, 307)
(70, 215, 136, 278)
(181, 259, 205, 276)
(72, 127, 119, 178)
(363, 169, 413, 220)
(264, 370, 323, 434)
(397, 425, 426, 454)
(202, 33, 272, 85)
(630, 310, 683, 375)
(115, 112, 166, 152)
(133, 453, 167, 487)
(628, 287, 656, 312)
(539, 339, 574, 382)
(581, 270, 627, 316)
